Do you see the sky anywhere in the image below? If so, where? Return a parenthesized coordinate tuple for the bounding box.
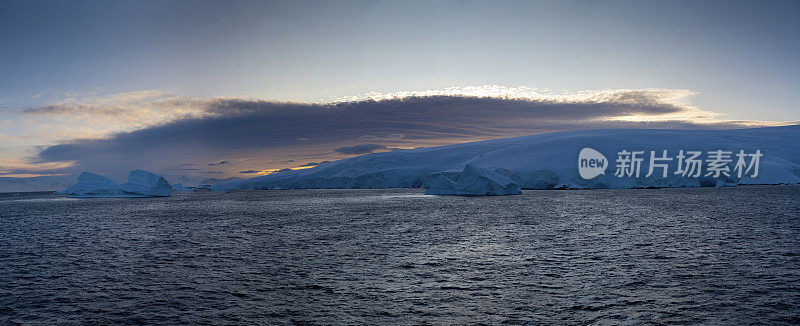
(0, 0, 798, 183)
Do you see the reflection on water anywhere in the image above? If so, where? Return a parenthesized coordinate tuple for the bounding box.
(1, 186, 799, 324)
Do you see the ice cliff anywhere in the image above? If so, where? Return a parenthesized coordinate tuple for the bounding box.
(61, 170, 172, 197)
(212, 125, 800, 195)
(425, 164, 521, 196)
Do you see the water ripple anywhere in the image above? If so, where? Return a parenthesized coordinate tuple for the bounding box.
(1, 186, 799, 324)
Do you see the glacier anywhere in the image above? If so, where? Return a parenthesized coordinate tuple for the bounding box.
(212, 125, 800, 195)
(61, 170, 173, 197)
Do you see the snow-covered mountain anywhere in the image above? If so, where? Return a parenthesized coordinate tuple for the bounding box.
(214, 125, 800, 192)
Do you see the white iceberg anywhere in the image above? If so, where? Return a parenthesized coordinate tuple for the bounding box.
(425, 164, 521, 196)
(61, 170, 172, 197)
(212, 125, 800, 194)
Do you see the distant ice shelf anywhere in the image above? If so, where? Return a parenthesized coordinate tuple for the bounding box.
(210, 125, 800, 196)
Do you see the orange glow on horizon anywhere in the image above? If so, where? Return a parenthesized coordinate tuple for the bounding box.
(0, 173, 70, 178)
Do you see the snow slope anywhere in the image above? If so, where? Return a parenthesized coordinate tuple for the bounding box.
(213, 125, 800, 192)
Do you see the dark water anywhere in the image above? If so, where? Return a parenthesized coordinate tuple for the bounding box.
(1, 186, 799, 325)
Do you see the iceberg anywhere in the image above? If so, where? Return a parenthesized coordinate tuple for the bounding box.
(425, 164, 521, 196)
(212, 125, 800, 194)
(61, 170, 172, 197)
(120, 170, 173, 197)
(61, 172, 125, 197)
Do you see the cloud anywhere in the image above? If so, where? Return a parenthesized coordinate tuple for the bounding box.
(334, 144, 388, 155)
(24, 104, 127, 116)
(299, 161, 330, 167)
(27, 86, 786, 178)
(359, 134, 405, 140)
(238, 168, 289, 174)
(20, 90, 214, 140)
(208, 160, 230, 166)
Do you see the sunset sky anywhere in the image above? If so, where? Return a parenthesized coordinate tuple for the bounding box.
(1, 0, 798, 181)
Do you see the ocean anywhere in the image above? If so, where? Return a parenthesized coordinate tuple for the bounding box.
(1, 186, 799, 324)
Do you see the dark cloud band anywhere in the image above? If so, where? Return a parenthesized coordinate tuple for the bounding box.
(334, 144, 387, 154)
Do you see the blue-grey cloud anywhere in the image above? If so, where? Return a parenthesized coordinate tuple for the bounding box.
(31, 94, 760, 178)
(238, 170, 261, 174)
(334, 144, 387, 155)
